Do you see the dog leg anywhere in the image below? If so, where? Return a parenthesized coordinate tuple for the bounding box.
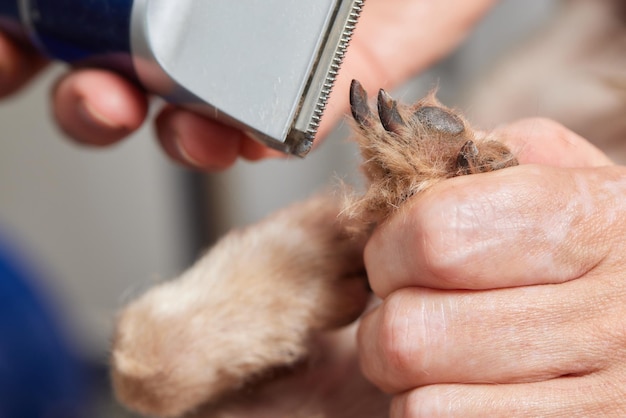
(111, 195, 370, 417)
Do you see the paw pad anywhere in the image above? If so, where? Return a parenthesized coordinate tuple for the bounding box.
(346, 79, 518, 229)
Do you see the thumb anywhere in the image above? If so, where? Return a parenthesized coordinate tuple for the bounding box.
(491, 117, 613, 167)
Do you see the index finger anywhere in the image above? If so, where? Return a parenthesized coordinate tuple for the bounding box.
(0, 32, 47, 97)
(364, 119, 616, 298)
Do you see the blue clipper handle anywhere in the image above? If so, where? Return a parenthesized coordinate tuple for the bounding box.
(0, 0, 18, 21)
(0, 0, 133, 63)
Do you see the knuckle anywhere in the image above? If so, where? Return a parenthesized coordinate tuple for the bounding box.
(393, 393, 424, 418)
(378, 291, 418, 376)
(359, 292, 418, 391)
(392, 388, 448, 418)
(357, 309, 384, 385)
(390, 394, 412, 418)
(415, 199, 470, 285)
(420, 238, 456, 283)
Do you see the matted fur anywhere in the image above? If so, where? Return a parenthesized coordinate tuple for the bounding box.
(110, 81, 517, 418)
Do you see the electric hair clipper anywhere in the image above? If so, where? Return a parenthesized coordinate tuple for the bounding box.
(0, 0, 365, 156)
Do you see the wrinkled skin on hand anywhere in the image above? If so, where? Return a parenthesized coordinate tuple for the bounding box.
(358, 118, 626, 417)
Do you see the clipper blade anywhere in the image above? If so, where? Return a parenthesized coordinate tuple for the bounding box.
(130, 0, 368, 157)
(287, 0, 365, 156)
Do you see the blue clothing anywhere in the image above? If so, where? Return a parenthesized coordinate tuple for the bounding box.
(0, 236, 88, 418)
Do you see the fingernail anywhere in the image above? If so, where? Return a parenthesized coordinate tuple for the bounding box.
(173, 133, 205, 168)
(78, 99, 126, 130)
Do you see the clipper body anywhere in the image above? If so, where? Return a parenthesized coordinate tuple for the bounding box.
(0, 0, 364, 156)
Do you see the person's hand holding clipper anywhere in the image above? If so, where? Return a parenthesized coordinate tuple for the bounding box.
(0, 0, 495, 169)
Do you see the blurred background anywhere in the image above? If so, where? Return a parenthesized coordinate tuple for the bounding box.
(2, 0, 623, 416)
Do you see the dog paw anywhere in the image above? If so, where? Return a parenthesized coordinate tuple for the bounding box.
(345, 79, 518, 229)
